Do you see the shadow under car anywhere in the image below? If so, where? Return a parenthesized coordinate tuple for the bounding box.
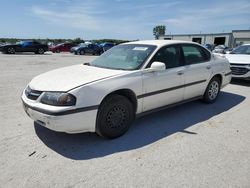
(34, 91, 245, 160)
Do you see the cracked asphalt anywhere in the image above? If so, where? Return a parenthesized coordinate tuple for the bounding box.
(0, 52, 249, 188)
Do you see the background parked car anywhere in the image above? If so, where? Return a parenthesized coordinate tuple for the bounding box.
(70, 43, 85, 54)
(212, 45, 231, 54)
(99, 42, 115, 52)
(50, 43, 76, 53)
(203, 44, 215, 51)
(0, 41, 48, 54)
(71, 43, 103, 55)
(225, 44, 250, 80)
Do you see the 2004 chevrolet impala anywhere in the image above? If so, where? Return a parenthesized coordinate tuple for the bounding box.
(22, 40, 232, 138)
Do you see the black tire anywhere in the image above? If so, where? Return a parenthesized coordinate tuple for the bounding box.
(74, 51, 78, 55)
(96, 94, 135, 138)
(37, 48, 45, 54)
(56, 49, 60, 53)
(203, 77, 221, 103)
(80, 50, 85, 55)
(7, 47, 15, 54)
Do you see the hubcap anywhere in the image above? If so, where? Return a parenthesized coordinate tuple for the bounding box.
(38, 49, 44, 54)
(208, 81, 219, 100)
(106, 106, 126, 129)
(8, 48, 14, 53)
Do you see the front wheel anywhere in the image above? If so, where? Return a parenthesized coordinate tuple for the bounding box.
(203, 77, 221, 103)
(80, 50, 85, 55)
(96, 94, 135, 139)
(7, 47, 15, 54)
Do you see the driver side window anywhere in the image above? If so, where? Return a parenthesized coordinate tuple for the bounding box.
(149, 45, 181, 69)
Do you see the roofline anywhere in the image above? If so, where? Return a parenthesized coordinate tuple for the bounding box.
(161, 33, 232, 37)
(160, 29, 250, 37)
(232, 29, 250, 32)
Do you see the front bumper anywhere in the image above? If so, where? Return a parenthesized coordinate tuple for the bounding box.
(22, 93, 98, 133)
(230, 65, 250, 79)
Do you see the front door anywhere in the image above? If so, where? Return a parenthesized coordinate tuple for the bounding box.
(141, 45, 185, 112)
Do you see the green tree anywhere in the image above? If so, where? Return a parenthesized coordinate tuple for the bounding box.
(72, 37, 84, 44)
(153, 25, 166, 39)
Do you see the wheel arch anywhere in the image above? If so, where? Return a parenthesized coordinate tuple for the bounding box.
(211, 73, 223, 86)
(100, 89, 138, 113)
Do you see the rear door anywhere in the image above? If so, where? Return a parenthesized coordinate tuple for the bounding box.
(86, 44, 94, 53)
(181, 44, 212, 100)
(141, 45, 185, 112)
(61, 44, 67, 52)
(64, 44, 71, 52)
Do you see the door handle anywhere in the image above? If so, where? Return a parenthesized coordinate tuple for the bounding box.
(206, 65, 211, 70)
(177, 70, 184, 75)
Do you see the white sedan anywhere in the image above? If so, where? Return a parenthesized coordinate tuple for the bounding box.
(22, 40, 232, 138)
(225, 44, 250, 80)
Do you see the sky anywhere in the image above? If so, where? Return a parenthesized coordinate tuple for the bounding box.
(0, 0, 249, 40)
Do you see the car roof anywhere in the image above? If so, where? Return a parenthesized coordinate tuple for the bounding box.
(123, 40, 198, 48)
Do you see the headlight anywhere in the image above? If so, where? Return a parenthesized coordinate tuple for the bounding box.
(40, 92, 76, 106)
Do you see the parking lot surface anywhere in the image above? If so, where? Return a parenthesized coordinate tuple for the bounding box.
(0, 52, 249, 188)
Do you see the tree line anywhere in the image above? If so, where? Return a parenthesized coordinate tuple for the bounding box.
(1, 26, 166, 45)
(0, 37, 132, 45)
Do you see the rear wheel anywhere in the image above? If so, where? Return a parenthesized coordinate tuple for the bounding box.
(203, 77, 221, 103)
(80, 50, 85, 55)
(7, 47, 15, 54)
(37, 48, 45, 54)
(56, 49, 60, 53)
(96, 94, 135, 138)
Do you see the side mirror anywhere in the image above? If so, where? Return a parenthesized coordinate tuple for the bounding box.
(149, 62, 166, 71)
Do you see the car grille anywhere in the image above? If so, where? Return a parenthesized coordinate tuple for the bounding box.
(25, 86, 43, 100)
(230, 67, 249, 75)
(230, 63, 249, 66)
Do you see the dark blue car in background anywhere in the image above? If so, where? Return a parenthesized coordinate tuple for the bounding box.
(99, 42, 115, 52)
(70, 43, 103, 55)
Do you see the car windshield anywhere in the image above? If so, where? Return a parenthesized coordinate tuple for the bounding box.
(79, 43, 86, 47)
(56, 43, 64, 46)
(215, 45, 225, 49)
(231, 45, 250, 55)
(16, 41, 25, 45)
(90, 44, 156, 70)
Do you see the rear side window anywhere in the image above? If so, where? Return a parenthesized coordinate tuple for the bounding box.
(182, 45, 210, 64)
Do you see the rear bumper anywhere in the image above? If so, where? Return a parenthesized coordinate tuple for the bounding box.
(22, 94, 97, 133)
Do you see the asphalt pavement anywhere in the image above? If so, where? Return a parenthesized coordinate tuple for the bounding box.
(0, 52, 249, 188)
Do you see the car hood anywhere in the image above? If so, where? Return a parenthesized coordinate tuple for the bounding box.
(29, 64, 125, 92)
(225, 54, 250, 64)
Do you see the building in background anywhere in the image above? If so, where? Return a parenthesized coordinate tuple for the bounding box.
(159, 30, 250, 47)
